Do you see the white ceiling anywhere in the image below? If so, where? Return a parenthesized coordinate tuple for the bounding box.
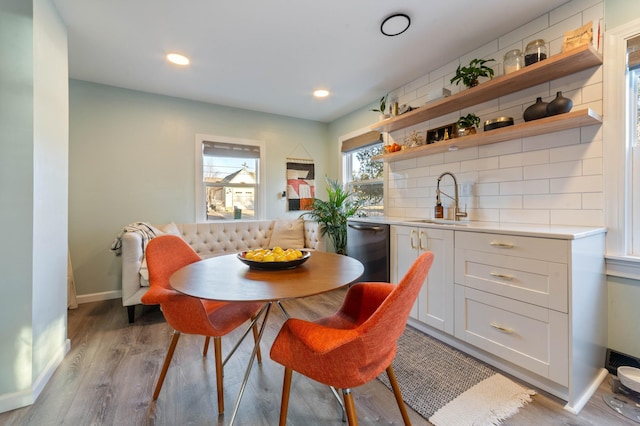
(52, 0, 568, 123)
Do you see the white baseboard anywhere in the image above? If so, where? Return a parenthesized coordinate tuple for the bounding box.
(0, 338, 70, 414)
(75, 290, 122, 304)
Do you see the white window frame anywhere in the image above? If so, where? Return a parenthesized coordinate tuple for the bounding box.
(604, 18, 640, 277)
(338, 126, 388, 215)
(194, 134, 266, 222)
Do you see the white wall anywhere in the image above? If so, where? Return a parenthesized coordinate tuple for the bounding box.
(0, 0, 69, 412)
(68, 81, 329, 298)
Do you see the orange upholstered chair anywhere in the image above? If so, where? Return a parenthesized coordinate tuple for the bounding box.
(270, 251, 434, 426)
(141, 235, 263, 414)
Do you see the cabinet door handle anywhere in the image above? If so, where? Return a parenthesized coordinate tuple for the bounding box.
(418, 231, 427, 251)
(490, 241, 514, 248)
(490, 322, 514, 334)
(490, 272, 513, 280)
(410, 230, 417, 249)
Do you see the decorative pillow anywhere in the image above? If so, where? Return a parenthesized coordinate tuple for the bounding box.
(157, 222, 182, 237)
(269, 218, 305, 249)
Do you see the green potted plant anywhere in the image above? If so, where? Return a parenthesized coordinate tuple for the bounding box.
(450, 58, 495, 88)
(456, 113, 480, 136)
(370, 94, 389, 120)
(302, 177, 364, 255)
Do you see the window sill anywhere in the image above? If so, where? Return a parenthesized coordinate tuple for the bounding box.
(606, 255, 640, 280)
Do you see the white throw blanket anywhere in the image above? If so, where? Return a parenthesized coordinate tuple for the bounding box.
(111, 222, 159, 281)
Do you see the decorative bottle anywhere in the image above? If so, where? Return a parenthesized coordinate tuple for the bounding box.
(523, 97, 549, 122)
(546, 91, 573, 116)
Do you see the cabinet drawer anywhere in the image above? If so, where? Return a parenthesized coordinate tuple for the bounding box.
(455, 231, 568, 263)
(455, 285, 568, 386)
(455, 249, 567, 312)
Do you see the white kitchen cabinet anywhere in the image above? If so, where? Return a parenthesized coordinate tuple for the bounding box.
(391, 225, 454, 334)
(453, 230, 607, 413)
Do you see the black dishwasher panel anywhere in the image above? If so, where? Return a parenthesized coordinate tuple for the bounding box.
(346, 221, 390, 282)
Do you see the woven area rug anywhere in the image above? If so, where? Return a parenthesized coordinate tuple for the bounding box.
(378, 326, 536, 425)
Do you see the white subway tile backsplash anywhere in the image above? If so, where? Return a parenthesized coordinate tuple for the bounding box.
(550, 174, 603, 193)
(524, 193, 581, 209)
(382, 1, 604, 228)
(500, 209, 550, 224)
(479, 139, 522, 158)
(461, 157, 499, 172)
(500, 150, 549, 168)
(582, 192, 604, 210)
(524, 160, 582, 179)
(478, 195, 523, 209)
(475, 182, 500, 196)
(549, 139, 602, 162)
(479, 166, 523, 183)
(523, 128, 580, 151)
(551, 209, 604, 226)
(582, 157, 602, 175)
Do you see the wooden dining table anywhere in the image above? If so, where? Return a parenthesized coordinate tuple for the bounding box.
(169, 250, 364, 425)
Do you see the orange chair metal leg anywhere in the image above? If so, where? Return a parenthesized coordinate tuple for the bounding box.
(214, 336, 224, 414)
(386, 365, 411, 425)
(153, 330, 181, 400)
(252, 321, 262, 363)
(342, 388, 358, 426)
(203, 336, 211, 356)
(279, 367, 293, 426)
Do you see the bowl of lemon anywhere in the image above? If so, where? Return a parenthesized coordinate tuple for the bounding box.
(237, 247, 311, 270)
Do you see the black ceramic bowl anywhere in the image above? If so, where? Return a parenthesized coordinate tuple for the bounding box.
(237, 249, 311, 270)
(484, 117, 514, 131)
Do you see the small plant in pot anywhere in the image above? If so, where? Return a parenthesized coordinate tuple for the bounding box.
(450, 58, 495, 88)
(370, 94, 389, 120)
(456, 113, 480, 137)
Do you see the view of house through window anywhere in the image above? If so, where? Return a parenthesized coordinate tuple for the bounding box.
(342, 134, 384, 217)
(202, 141, 260, 220)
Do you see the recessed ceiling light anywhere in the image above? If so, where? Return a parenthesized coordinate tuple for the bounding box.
(380, 13, 411, 37)
(313, 89, 330, 98)
(166, 53, 190, 65)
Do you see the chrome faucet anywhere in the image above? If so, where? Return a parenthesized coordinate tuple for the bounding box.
(436, 172, 467, 221)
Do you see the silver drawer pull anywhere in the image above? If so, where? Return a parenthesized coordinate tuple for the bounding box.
(490, 241, 514, 248)
(490, 272, 513, 280)
(490, 322, 514, 334)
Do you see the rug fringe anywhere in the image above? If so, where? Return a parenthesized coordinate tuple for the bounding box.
(429, 374, 536, 426)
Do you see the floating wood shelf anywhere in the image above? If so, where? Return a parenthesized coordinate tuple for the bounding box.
(371, 44, 602, 133)
(373, 108, 602, 162)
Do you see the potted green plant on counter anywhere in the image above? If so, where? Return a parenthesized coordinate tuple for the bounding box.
(450, 58, 495, 88)
(302, 177, 364, 255)
(456, 113, 480, 136)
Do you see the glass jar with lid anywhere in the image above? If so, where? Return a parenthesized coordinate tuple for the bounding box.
(503, 49, 523, 74)
(524, 39, 547, 66)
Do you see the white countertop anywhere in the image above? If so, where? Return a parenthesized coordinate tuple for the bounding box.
(349, 216, 606, 240)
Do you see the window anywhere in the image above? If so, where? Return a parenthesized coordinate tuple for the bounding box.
(604, 18, 640, 270)
(341, 130, 384, 217)
(195, 135, 265, 221)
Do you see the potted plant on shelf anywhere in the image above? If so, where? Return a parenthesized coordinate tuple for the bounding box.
(302, 177, 364, 255)
(370, 94, 389, 120)
(456, 113, 480, 136)
(450, 58, 495, 88)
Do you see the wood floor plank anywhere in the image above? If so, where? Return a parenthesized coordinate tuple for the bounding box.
(0, 291, 637, 425)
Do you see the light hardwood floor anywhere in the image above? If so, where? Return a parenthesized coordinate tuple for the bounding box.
(0, 289, 636, 425)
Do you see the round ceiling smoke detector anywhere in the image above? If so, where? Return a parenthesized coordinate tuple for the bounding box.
(380, 13, 411, 37)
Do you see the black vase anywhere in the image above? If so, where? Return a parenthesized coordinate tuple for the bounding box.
(523, 97, 549, 122)
(546, 91, 573, 116)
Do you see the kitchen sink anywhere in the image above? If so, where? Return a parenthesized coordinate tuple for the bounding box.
(409, 219, 469, 227)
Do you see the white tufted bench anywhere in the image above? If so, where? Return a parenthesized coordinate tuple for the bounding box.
(120, 220, 323, 323)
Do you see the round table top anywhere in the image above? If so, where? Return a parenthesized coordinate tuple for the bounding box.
(169, 251, 364, 302)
